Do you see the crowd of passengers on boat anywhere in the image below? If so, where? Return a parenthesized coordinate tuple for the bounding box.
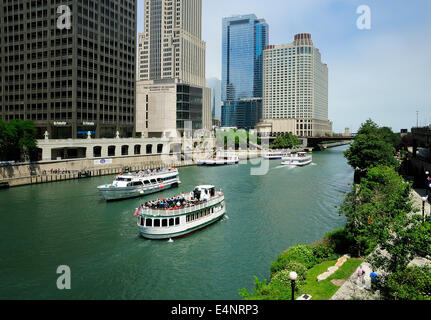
(141, 194, 208, 210)
(141, 188, 218, 211)
(119, 166, 176, 177)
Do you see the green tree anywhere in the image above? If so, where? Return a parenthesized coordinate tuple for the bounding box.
(369, 214, 431, 274)
(378, 126, 400, 149)
(272, 133, 301, 149)
(339, 165, 414, 257)
(344, 119, 397, 171)
(0, 119, 38, 161)
(381, 265, 431, 300)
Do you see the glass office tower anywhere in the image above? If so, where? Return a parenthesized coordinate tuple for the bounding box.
(221, 14, 268, 129)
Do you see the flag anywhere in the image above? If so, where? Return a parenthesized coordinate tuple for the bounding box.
(134, 208, 140, 216)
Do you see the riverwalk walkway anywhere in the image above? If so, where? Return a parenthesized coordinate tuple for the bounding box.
(330, 188, 431, 300)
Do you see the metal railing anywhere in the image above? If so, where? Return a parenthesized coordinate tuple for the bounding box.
(140, 193, 224, 217)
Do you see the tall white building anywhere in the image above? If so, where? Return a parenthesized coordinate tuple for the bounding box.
(138, 0, 206, 87)
(136, 0, 211, 137)
(259, 33, 332, 137)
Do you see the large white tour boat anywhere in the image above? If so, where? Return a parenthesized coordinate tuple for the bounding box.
(136, 185, 226, 239)
(263, 150, 291, 160)
(97, 167, 180, 201)
(196, 155, 239, 166)
(281, 152, 312, 167)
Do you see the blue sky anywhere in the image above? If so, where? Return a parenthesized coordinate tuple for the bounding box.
(137, 0, 431, 132)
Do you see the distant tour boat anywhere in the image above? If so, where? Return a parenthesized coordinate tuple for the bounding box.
(136, 185, 226, 239)
(263, 150, 291, 160)
(281, 152, 312, 167)
(97, 167, 180, 201)
(196, 155, 239, 166)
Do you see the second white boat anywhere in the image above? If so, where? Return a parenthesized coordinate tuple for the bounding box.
(97, 168, 180, 201)
(281, 152, 312, 167)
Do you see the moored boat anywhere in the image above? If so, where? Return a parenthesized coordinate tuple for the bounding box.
(136, 185, 226, 239)
(263, 150, 291, 159)
(97, 167, 180, 201)
(281, 152, 312, 166)
(196, 156, 239, 166)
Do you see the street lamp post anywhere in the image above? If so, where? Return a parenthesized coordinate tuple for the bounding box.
(289, 271, 298, 301)
(426, 171, 430, 197)
(421, 196, 428, 223)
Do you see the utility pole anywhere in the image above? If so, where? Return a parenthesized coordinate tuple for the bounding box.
(416, 111, 419, 128)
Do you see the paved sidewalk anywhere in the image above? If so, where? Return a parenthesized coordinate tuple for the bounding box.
(330, 262, 380, 300)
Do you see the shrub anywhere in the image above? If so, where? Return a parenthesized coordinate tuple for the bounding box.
(270, 244, 316, 275)
(311, 238, 337, 262)
(324, 228, 356, 256)
(272, 268, 306, 288)
(240, 274, 302, 300)
(381, 266, 431, 300)
(271, 260, 307, 281)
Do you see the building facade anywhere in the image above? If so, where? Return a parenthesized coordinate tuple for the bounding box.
(136, 0, 211, 136)
(136, 79, 211, 138)
(221, 14, 268, 130)
(260, 33, 332, 137)
(0, 0, 137, 139)
(137, 0, 206, 88)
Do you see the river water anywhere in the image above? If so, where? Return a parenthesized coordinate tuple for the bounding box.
(0, 146, 353, 299)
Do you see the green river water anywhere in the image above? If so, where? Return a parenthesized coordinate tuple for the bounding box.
(0, 145, 353, 299)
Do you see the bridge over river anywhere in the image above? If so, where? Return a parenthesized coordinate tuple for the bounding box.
(301, 136, 354, 151)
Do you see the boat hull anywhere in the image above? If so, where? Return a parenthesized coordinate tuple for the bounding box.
(197, 160, 238, 166)
(281, 159, 312, 166)
(98, 180, 179, 201)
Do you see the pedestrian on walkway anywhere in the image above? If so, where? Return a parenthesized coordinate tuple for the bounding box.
(357, 265, 365, 285)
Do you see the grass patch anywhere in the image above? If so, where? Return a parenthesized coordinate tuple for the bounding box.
(299, 258, 363, 300)
(328, 258, 363, 282)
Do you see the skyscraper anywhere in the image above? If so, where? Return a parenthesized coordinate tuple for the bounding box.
(207, 77, 221, 120)
(259, 33, 332, 137)
(221, 14, 268, 130)
(0, 0, 137, 139)
(137, 0, 206, 87)
(136, 0, 211, 137)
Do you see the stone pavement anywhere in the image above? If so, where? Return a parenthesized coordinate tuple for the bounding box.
(330, 262, 380, 300)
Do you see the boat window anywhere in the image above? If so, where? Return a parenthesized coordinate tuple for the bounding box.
(157, 178, 162, 183)
(144, 180, 150, 185)
(139, 217, 144, 226)
(211, 208, 214, 214)
(191, 213, 195, 221)
(169, 218, 174, 226)
(145, 218, 152, 227)
(132, 181, 142, 186)
(175, 217, 180, 225)
(150, 179, 157, 184)
(162, 219, 168, 227)
(154, 219, 160, 227)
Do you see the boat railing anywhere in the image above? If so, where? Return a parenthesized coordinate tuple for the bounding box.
(119, 168, 178, 178)
(140, 192, 224, 217)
